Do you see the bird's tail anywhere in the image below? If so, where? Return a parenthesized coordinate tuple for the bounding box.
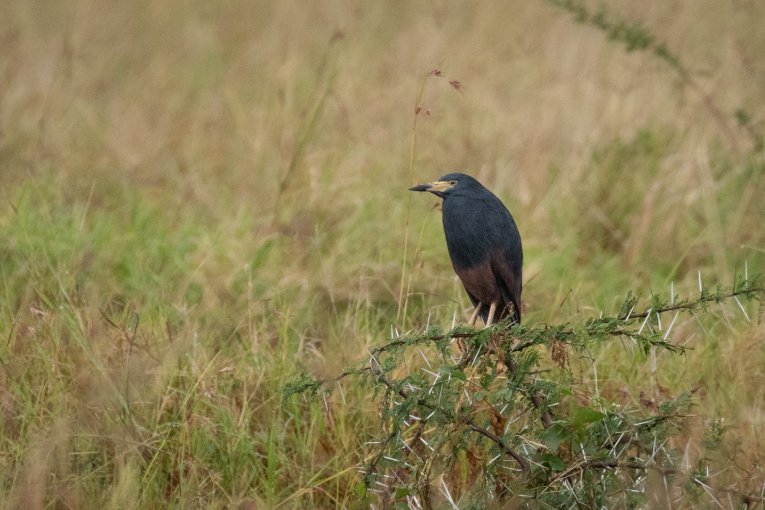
(509, 298, 521, 324)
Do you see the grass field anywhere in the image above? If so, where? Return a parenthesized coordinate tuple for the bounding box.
(1, 1, 764, 508)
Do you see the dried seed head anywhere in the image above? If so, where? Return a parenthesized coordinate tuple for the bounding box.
(448, 79, 464, 93)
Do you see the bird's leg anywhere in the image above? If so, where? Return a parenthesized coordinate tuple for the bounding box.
(485, 301, 497, 328)
(468, 302, 483, 327)
(484, 302, 505, 363)
(460, 302, 484, 356)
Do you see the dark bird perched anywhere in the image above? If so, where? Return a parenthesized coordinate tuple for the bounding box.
(410, 173, 523, 327)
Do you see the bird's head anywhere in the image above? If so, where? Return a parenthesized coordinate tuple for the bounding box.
(408, 173, 479, 199)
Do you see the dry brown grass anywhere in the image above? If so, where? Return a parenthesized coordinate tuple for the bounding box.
(1, 0, 764, 507)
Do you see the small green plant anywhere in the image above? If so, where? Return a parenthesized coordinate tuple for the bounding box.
(287, 278, 763, 508)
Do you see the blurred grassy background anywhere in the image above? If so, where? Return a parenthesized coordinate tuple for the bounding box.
(1, 0, 764, 507)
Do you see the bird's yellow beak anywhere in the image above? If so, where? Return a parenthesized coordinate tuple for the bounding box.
(409, 180, 454, 193)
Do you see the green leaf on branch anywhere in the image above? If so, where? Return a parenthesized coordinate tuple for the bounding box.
(540, 453, 566, 472)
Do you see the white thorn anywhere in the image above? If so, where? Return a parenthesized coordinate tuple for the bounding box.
(421, 367, 438, 377)
(440, 480, 459, 510)
(471, 344, 483, 366)
(734, 296, 751, 323)
(419, 349, 432, 369)
(638, 309, 652, 335)
(419, 436, 435, 451)
(625, 302, 636, 321)
(663, 311, 680, 341)
(427, 373, 440, 394)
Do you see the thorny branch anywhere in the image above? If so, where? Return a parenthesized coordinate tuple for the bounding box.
(285, 281, 763, 506)
(618, 285, 763, 320)
(367, 354, 531, 474)
(366, 283, 763, 360)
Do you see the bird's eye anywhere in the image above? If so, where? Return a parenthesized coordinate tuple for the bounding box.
(449, 180, 457, 185)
